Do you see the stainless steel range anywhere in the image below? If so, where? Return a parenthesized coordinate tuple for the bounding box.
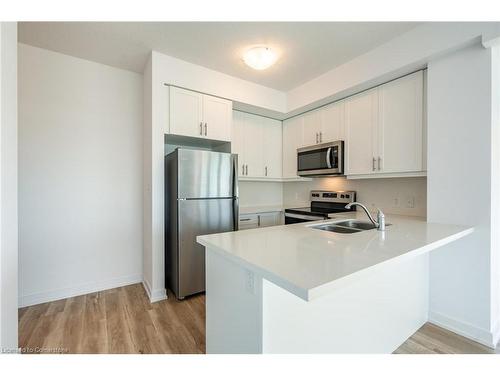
(284, 190, 357, 224)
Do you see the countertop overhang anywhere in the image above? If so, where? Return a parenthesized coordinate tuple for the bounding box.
(197, 212, 474, 301)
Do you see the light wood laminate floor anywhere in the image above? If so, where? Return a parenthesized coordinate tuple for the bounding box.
(18, 283, 497, 354)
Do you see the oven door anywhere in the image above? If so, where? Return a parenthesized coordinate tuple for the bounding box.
(284, 212, 325, 224)
(297, 141, 343, 176)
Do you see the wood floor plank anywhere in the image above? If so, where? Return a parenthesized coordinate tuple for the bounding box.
(104, 287, 135, 353)
(18, 283, 497, 354)
(80, 292, 108, 354)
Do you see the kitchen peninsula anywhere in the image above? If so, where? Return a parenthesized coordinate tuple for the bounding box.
(197, 212, 473, 353)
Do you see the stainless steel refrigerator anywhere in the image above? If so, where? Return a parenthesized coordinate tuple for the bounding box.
(165, 148, 239, 299)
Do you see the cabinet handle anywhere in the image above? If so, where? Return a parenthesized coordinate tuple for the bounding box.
(316, 132, 319, 144)
(204, 123, 207, 136)
(378, 157, 382, 171)
(372, 157, 376, 171)
(240, 218, 251, 222)
(246, 165, 248, 175)
(265, 166, 268, 176)
(320, 132, 322, 143)
(257, 215, 261, 226)
(199, 122, 203, 135)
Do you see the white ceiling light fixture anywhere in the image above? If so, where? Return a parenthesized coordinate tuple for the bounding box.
(243, 46, 278, 70)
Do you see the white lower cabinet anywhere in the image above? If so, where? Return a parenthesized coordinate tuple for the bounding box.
(238, 214, 259, 230)
(232, 111, 282, 180)
(238, 212, 282, 231)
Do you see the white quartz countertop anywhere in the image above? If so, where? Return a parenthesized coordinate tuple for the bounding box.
(197, 212, 473, 301)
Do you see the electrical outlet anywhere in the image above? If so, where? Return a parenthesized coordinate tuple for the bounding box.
(245, 270, 255, 294)
(406, 196, 415, 209)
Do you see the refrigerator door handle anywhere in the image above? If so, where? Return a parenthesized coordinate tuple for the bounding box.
(232, 155, 239, 231)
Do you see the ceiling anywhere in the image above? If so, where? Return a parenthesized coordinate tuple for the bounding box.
(18, 22, 421, 91)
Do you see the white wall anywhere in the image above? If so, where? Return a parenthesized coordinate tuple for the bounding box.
(283, 177, 427, 217)
(0, 22, 18, 351)
(18, 44, 144, 307)
(152, 51, 286, 114)
(427, 43, 497, 347)
(239, 182, 283, 208)
(491, 45, 500, 346)
(287, 22, 500, 115)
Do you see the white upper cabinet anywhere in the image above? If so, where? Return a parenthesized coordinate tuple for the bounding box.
(301, 101, 345, 147)
(169, 87, 203, 138)
(378, 71, 423, 173)
(244, 114, 265, 178)
(202, 94, 232, 142)
(169, 87, 232, 142)
(321, 101, 345, 143)
(345, 71, 424, 177)
(232, 111, 247, 178)
(232, 111, 282, 180)
(261, 117, 282, 179)
(345, 88, 379, 175)
(282, 116, 304, 179)
(302, 110, 322, 146)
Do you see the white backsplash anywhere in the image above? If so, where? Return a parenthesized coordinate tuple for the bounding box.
(238, 177, 427, 217)
(239, 181, 284, 207)
(283, 177, 427, 217)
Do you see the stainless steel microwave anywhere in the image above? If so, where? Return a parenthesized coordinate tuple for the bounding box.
(297, 140, 344, 176)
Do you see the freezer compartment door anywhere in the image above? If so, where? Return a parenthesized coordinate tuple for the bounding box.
(177, 149, 237, 199)
(177, 198, 237, 298)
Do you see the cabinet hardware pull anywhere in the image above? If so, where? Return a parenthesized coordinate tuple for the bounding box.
(204, 123, 207, 136)
(372, 157, 376, 171)
(240, 218, 251, 222)
(316, 132, 319, 144)
(378, 157, 382, 171)
(265, 166, 268, 176)
(320, 132, 322, 143)
(199, 122, 203, 135)
(257, 215, 261, 226)
(246, 165, 249, 175)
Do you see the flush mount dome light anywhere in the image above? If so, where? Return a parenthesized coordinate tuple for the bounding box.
(243, 46, 278, 70)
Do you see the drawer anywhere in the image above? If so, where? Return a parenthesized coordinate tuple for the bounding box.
(239, 214, 259, 230)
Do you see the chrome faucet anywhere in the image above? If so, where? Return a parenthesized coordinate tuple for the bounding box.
(345, 202, 386, 231)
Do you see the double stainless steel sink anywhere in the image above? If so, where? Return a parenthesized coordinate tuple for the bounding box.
(310, 220, 390, 234)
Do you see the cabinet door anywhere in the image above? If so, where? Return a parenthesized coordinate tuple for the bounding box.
(301, 110, 322, 146)
(282, 116, 304, 178)
(345, 89, 379, 175)
(232, 111, 247, 177)
(169, 87, 203, 138)
(202, 94, 232, 142)
(244, 113, 265, 178)
(258, 212, 282, 228)
(239, 214, 259, 230)
(378, 71, 423, 173)
(321, 101, 345, 142)
(262, 117, 282, 178)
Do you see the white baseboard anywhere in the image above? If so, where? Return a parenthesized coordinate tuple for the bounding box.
(19, 274, 143, 308)
(492, 318, 500, 348)
(141, 279, 167, 303)
(429, 310, 497, 349)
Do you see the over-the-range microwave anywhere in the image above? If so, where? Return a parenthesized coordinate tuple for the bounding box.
(297, 140, 344, 176)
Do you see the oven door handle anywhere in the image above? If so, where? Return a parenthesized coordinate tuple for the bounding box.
(326, 147, 332, 169)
